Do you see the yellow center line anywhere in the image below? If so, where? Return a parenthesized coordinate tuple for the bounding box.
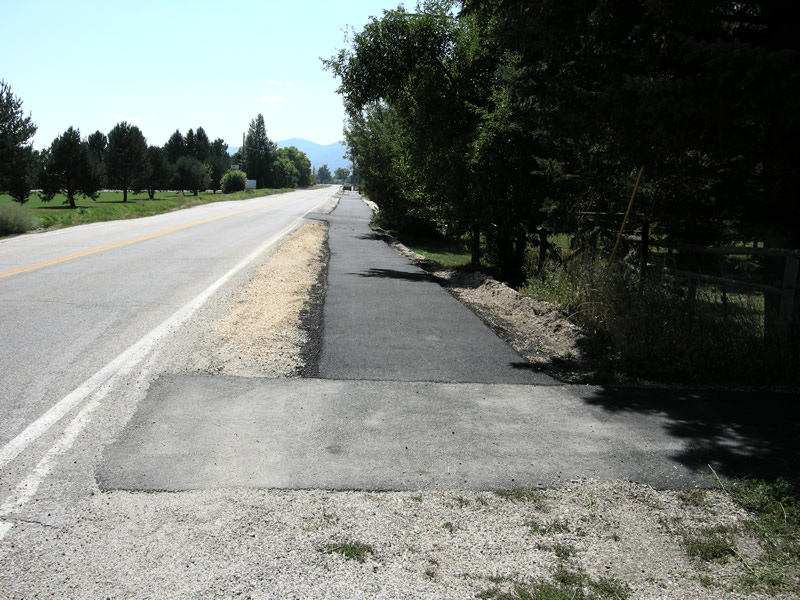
(0, 195, 298, 280)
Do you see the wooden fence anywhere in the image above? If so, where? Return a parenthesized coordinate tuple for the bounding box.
(575, 212, 800, 340)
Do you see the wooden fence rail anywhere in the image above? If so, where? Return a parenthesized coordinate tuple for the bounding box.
(629, 234, 799, 340)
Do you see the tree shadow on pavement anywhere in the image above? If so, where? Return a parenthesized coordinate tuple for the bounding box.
(580, 386, 800, 481)
(354, 268, 432, 282)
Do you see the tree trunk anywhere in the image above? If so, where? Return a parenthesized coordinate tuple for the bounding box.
(470, 224, 480, 266)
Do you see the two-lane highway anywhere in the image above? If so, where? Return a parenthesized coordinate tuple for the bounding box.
(0, 186, 335, 461)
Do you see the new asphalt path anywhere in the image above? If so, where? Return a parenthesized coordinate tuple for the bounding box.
(98, 193, 800, 492)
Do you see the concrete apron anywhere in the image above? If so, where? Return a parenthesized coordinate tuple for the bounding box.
(98, 374, 708, 492)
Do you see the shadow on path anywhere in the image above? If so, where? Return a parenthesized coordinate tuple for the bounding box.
(580, 386, 800, 481)
(354, 268, 432, 282)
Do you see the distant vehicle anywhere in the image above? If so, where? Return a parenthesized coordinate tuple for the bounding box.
(343, 184, 352, 191)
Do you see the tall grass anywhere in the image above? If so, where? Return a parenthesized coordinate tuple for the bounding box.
(522, 254, 793, 384)
(0, 202, 36, 236)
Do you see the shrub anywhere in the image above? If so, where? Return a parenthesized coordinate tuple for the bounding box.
(221, 170, 247, 193)
(0, 202, 35, 235)
(522, 254, 783, 383)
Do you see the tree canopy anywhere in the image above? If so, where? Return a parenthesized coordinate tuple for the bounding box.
(0, 80, 37, 203)
(40, 127, 100, 208)
(326, 0, 800, 285)
(107, 121, 149, 202)
(243, 114, 277, 188)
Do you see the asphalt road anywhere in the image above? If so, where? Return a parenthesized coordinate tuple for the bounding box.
(0, 187, 335, 457)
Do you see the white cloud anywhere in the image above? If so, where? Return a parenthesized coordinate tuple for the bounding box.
(266, 80, 284, 87)
(256, 96, 285, 104)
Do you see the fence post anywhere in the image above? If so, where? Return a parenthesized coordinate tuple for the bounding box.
(780, 255, 799, 334)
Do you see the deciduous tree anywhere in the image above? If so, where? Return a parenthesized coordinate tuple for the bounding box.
(316, 164, 333, 184)
(276, 146, 312, 187)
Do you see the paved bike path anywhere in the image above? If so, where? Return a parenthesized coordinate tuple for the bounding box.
(309, 193, 553, 384)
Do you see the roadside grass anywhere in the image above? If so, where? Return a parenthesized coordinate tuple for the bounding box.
(726, 478, 800, 594)
(399, 234, 480, 269)
(521, 254, 791, 385)
(0, 202, 36, 236)
(681, 526, 737, 563)
(0, 188, 295, 232)
(477, 567, 630, 600)
(319, 540, 374, 563)
(494, 489, 548, 509)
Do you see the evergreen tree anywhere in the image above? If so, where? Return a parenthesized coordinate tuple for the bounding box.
(1, 80, 37, 200)
(39, 127, 99, 208)
(107, 121, 149, 202)
(243, 114, 276, 188)
(164, 129, 185, 164)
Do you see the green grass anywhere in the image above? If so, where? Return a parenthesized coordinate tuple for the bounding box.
(0, 187, 295, 233)
(402, 235, 477, 269)
(319, 540, 374, 563)
(726, 478, 800, 594)
(681, 526, 737, 563)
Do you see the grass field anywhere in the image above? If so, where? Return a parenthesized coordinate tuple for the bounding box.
(0, 188, 296, 232)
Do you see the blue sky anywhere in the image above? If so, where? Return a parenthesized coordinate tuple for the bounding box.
(0, 0, 403, 149)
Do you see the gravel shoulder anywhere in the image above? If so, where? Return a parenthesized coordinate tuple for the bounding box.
(0, 194, 790, 598)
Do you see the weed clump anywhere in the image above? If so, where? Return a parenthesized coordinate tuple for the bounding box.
(320, 540, 374, 563)
(0, 202, 35, 235)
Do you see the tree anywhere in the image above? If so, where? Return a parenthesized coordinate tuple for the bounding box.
(144, 146, 173, 199)
(164, 129, 185, 164)
(5, 145, 36, 204)
(1, 80, 37, 200)
(207, 138, 230, 193)
(39, 127, 99, 208)
(274, 156, 300, 187)
(243, 114, 277, 188)
(86, 130, 108, 189)
(107, 122, 149, 202)
(464, 0, 800, 323)
(194, 127, 211, 161)
(175, 156, 211, 195)
(317, 164, 333, 184)
(326, 1, 522, 275)
(334, 167, 350, 183)
(185, 129, 197, 161)
(276, 146, 312, 187)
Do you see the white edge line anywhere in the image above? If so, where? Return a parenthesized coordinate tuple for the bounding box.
(0, 199, 327, 472)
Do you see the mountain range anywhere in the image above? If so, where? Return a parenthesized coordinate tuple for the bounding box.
(228, 139, 350, 173)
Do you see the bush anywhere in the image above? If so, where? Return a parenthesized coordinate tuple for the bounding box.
(221, 170, 247, 193)
(0, 202, 35, 235)
(522, 254, 788, 383)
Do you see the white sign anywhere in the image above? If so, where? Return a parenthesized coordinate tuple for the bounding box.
(231, 164, 240, 171)
(246, 179, 257, 190)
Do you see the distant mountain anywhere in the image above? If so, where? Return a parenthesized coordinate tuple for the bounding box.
(277, 138, 350, 172)
(228, 139, 351, 173)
